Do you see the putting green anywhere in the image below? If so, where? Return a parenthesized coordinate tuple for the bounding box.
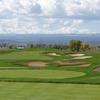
(0, 70, 85, 79)
(0, 82, 100, 100)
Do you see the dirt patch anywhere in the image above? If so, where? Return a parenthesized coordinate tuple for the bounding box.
(46, 53, 60, 56)
(27, 61, 47, 67)
(61, 64, 91, 67)
(69, 54, 85, 57)
(55, 61, 86, 64)
(94, 67, 100, 72)
(72, 56, 93, 59)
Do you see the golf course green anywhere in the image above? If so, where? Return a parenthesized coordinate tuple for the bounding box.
(0, 70, 85, 79)
(0, 48, 100, 100)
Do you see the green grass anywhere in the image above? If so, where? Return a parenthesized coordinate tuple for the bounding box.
(0, 48, 100, 99)
(0, 50, 53, 60)
(0, 48, 100, 84)
(0, 69, 85, 79)
(0, 82, 100, 100)
(61, 62, 88, 66)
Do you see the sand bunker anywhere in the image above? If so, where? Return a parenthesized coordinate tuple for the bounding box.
(69, 54, 85, 57)
(55, 61, 86, 64)
(28, 61, 47, 67)
(61, 64, 91, 67)
(46, 53, 60, 56)
(69, 53, 93, 59)
(72, 56, 92, 59)
(94, 67, 100, 72)
(55, 60, 91, 67)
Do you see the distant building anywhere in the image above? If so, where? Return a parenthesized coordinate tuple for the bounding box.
(17, 45, 26, 49)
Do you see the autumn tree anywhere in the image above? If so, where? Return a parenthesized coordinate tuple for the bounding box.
(90, 46, 95, 50)
(81, 43, 89, 51)
(69, 40, 82, 52)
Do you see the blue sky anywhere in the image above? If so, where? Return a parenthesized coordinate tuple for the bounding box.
(0, 0, 100, 34)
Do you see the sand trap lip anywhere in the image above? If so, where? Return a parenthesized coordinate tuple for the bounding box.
(46, 53, 60, 56)
(69, 54, 85, 57)
(94, 67, 100, 72)
(55, 61, 86, 64)
(61, 64, 91, 67)
(72, 56, 93, 59)
(27, 61, 47, 67)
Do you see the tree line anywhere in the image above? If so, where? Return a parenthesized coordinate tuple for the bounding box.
(27, 40, 97, 52)
(0, 40, 99, 52)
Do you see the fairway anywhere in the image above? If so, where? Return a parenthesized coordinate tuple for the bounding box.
(0, 51, 53, 60)
(0, 82, 100, 100)
(0, 70, 85, 79)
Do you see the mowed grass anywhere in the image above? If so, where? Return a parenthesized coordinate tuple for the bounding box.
(0, 48, 100, 84)
(0, 82, 100, 100)
(0, 50, 53, 60)
(0, 70, 85, 79)
(0, 49, 100, 100)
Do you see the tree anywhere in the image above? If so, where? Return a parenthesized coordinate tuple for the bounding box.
(69, 40, 82, 52)
(47, 44, 53, 48)
(2, 43, 7, 47)
(69, 40, 76, 51)
(9, 44, 17, 49)
(53, 44, 62, 49)
(30, 44, 33, 48)
(62, 45, 68, 50)
(76, 40, 82, 52)
(81, 43, 89, 51)
(97, 46, 100, 50)
(90, 46, 95, 50)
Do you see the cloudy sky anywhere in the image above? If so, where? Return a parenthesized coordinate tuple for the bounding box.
(0, 0, 100, 34)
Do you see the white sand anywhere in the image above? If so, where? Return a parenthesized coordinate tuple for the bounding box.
(69, 54, 85, 57)
(46, 53, 60, 56)
(72, 56, 92, 59)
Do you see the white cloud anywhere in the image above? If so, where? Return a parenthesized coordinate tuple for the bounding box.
(56, 27, 77, 34)
(0, 0, 99, 34)
(78, 29, 90, 33)
(73, 19, 84, 26)
(63, 0, 100, 19)
(44, 18, 57, 24)
(0, 0, 100, 19)
(43, 24, 51, 28)
(38, 0, 57, 16)
(64, 21, 70, 25)
(0, 25, 3, 32)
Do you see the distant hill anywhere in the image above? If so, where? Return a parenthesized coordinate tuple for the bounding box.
(0, 34, 100, 45)
(0, 40, 19, 44)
